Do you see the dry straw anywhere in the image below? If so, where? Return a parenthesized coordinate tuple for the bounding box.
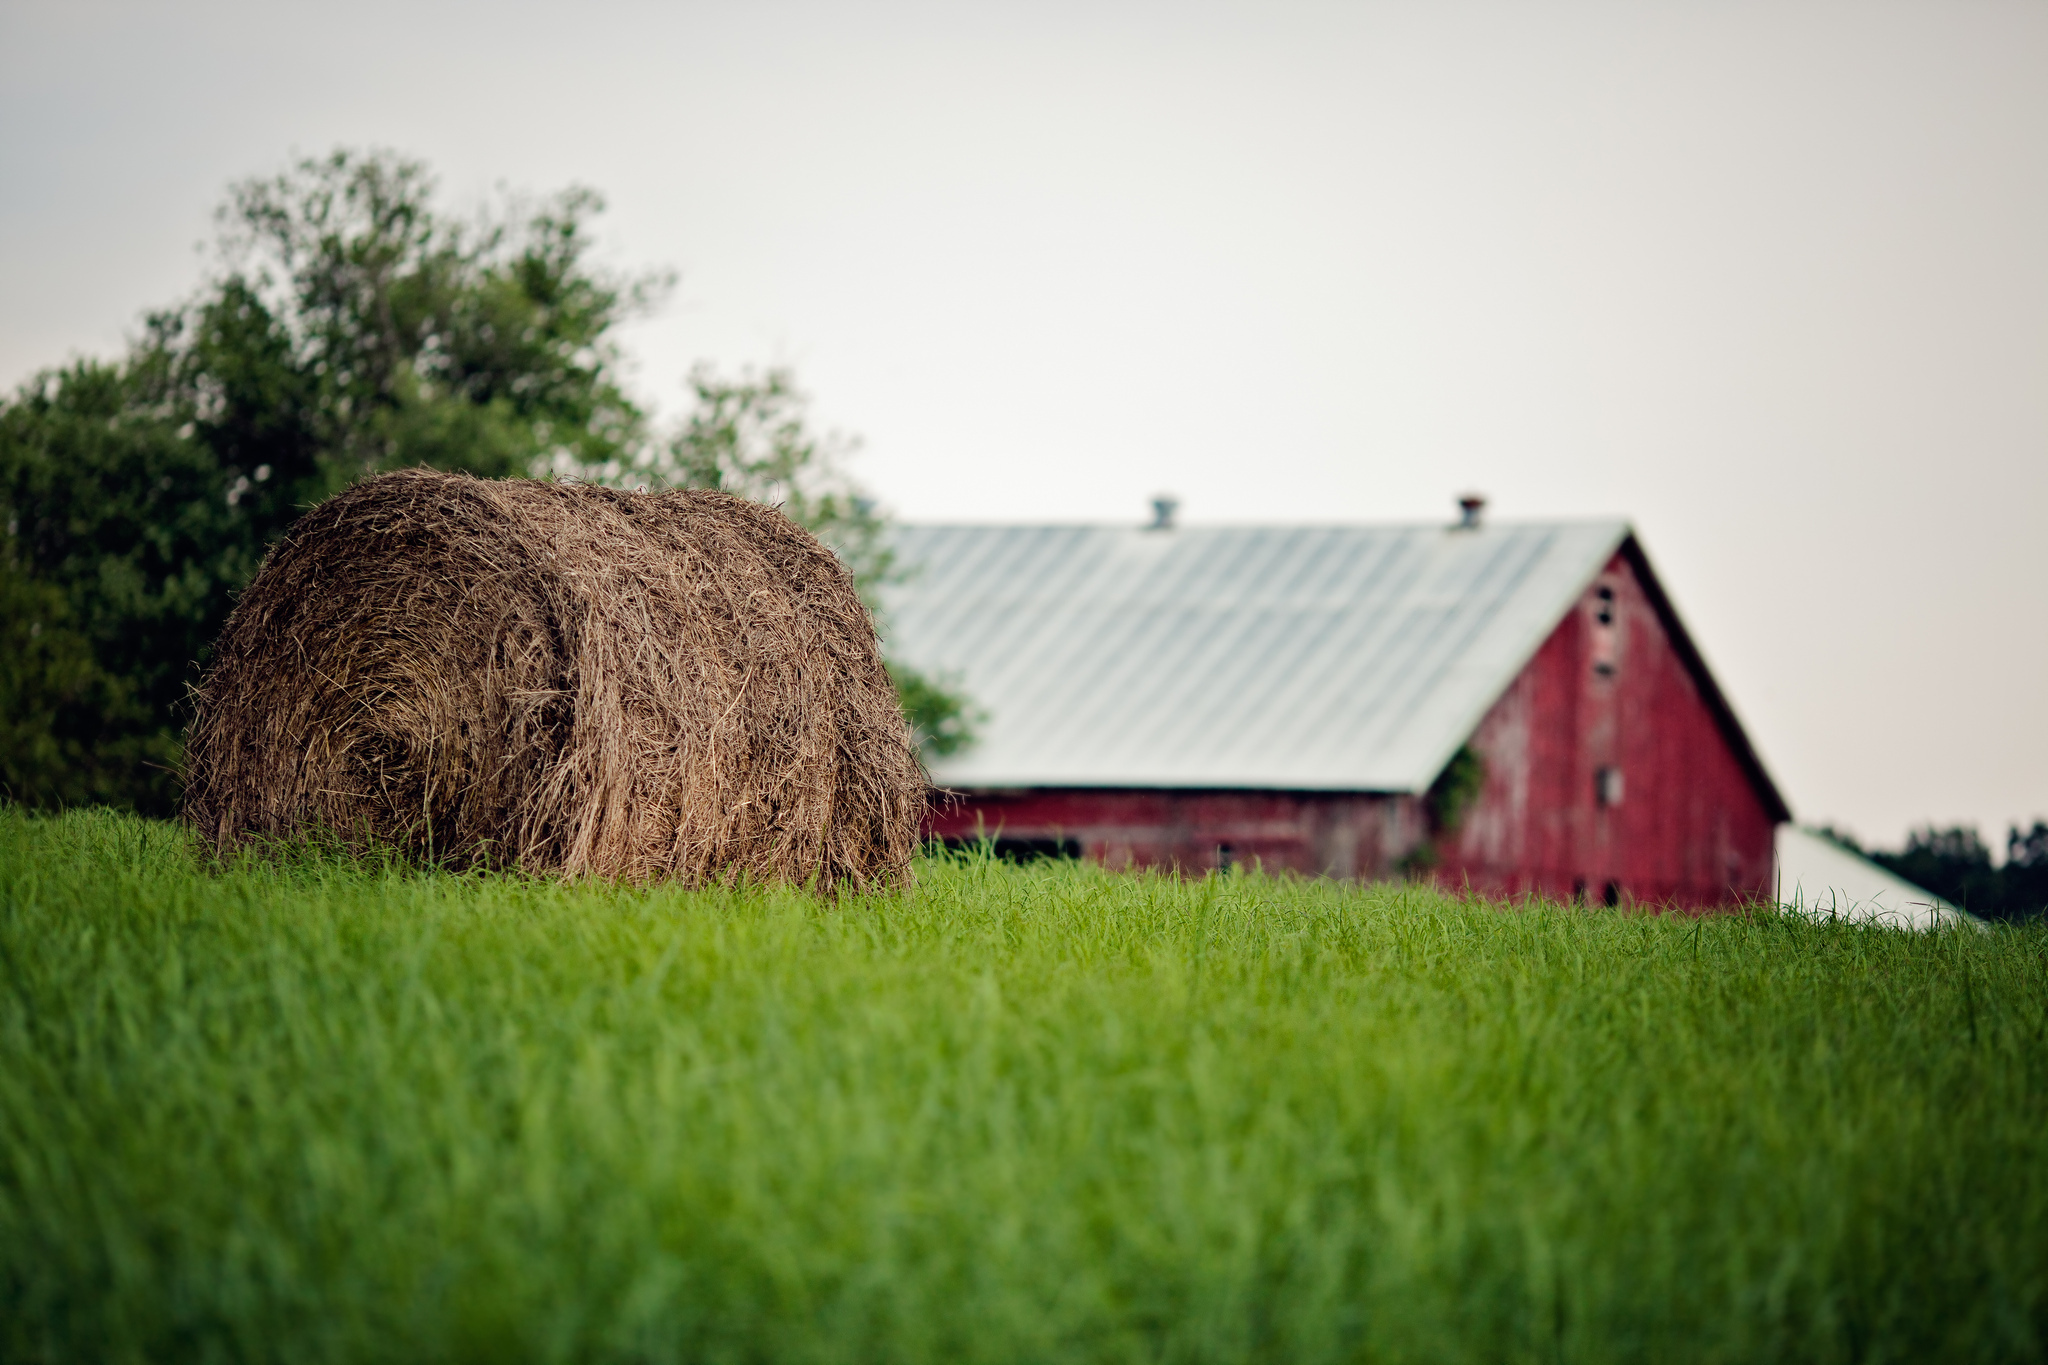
(184, 468, 928, 890)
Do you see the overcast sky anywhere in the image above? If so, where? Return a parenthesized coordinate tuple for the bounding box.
(4, 0, 2043, 851)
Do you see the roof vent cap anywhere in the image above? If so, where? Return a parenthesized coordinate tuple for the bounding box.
(1455, 493, 1486, 530)
(1148, 495, 1180, 531)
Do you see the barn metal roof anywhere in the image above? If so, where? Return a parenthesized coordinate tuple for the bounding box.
(880, 518, 1637, 794)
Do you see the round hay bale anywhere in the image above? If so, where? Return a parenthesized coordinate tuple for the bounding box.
(183, 467, 928, 890)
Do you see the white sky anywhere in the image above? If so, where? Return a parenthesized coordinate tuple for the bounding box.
(4, 0, 2044, 852)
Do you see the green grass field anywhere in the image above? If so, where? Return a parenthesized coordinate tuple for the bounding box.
(1, 807, 2043, 1364)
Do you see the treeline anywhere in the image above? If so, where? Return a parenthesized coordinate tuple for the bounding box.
(1, 150, 971, 815)
(1823, 824, 2048, 923)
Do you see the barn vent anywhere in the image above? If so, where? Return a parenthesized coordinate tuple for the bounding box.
(1455, 494, 1486, 529)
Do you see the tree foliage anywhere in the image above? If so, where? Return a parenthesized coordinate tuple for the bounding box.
(628, 365, 979, 757)
(652, 366, 893, 595)
(2, 150, 659, 811)
(0, 361, 259, 810)
(206, 152, 658, 492)
(1397, 745, 1489, 876)
(1425, 745, 1487, 836)
(2, 148, 973, 811)
(1825, 822, 2048, 922)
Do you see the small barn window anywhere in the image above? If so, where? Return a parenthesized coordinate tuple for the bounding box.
(1602, 880, 1622, 908)
(1595, 766, 1623, 807)
(1591, 584, 1619, 676)
(1216, 842, 1236, 871)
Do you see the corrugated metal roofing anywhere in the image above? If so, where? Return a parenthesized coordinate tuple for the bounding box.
(881, 519, 1632, 793)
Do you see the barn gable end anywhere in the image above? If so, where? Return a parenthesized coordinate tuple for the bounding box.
(1438, 542, 1782, 906)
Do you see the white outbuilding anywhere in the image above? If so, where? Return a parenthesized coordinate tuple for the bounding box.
(1775, 826, 1975, 931)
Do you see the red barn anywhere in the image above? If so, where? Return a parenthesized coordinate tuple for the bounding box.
(884, 510, 1788, 907)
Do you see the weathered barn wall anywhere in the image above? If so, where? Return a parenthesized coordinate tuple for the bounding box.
(1435, 549, 1778, 907)
(925, 787, 1425, 878)
(924, 545, 1780, 907)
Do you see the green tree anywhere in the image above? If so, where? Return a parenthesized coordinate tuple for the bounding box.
(1865, 823, 2048, 923)
(197, 148, 660, 497)
(3, 148, 976, 808)
(655, 366, 893, 594)
(1868, 826, 2001, 917)
(2, 150, 661, 811)
(637, 365, 980, 758)
(0, 361, 257, 809)
(2003, 822, 2048, 921)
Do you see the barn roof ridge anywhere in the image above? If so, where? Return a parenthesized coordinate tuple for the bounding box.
(880, 518, 1782, 816)
(889, 514, 1629, 531)
(1612, 533, 1792, 824)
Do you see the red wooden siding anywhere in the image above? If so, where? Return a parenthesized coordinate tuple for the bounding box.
(926, 787, 1416, 879)
(1436, 548, 1777, 907)
(924, 545, 1779, 908)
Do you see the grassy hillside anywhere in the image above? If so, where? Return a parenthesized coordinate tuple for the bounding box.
(1, 807, 2042, 1363)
